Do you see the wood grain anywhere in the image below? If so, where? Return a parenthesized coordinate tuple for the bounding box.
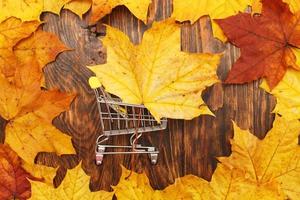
(0, 0, 276, 193)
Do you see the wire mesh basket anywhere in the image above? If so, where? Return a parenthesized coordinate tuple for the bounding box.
(89, 77, 167, 165)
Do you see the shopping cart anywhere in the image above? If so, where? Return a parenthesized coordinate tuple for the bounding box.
(89, 77, 167, 165)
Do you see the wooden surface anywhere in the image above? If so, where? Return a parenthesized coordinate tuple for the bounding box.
(0, 0, 276, 193)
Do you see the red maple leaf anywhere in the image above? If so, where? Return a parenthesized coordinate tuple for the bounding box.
(215, 0, 300, 89)
(0, 144, 36, 200)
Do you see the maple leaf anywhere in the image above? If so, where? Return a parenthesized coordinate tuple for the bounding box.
(43, 0, 72, 14)
(64, 0, 92, 18)
(0, 33, 75, 164)
(89, 0, 151, 25)
(89, 19, 220, 121)
(113, 166, 205, 199)
(282, 0, 300, 12)
(260, 69, 300, 120)
(215, 116, 300, 199)
(22, 162, 57, 186)
(14, 30, 69, 71)
(0, 0, 72, 23)
(29, 163, 113, 200)
(0, 144, 35, 200)
(114, 116, 300, 199)
(252, 0, 300, 14)
(171, 0, 251, 41)
(0, 17, 40, 77)
(215, 0, 300, 89)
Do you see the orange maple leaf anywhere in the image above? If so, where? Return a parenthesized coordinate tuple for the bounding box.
(215, 0, 300, 89)
(0, 25, 75, 164)
(0, 17, 40, 77)
(14, 30, 69, 71)
(1, 58, 76, 164)
(89, 0, 151, 25)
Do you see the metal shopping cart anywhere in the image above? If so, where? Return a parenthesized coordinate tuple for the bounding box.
(89, 77, 167, 165)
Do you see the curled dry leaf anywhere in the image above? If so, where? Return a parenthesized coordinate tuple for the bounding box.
(88, 0, 151, 25)
(89, 19, 220, 121)
(29, 163, 114, 200)
(0, 144, 35, 200)
(172, 0, 251, 41)
(114, 116, 300, 199)
(0, 17, 40, 77)
(216, 0, 300, 89)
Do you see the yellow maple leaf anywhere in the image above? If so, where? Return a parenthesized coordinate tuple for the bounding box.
(172, 0, 251, 41)
(0, 17, 40, 77)
(89, 19, 220, 121)
(29, 163, 114, 200)
(64, 0, 92, 18)
(206, 164, 285, 199)
(260, 69, 300, 120)
(114, 116, 300, 199)
(22, 162, 57, 185)
(215, 116, 300, 199)
(0, 0, 72, 23)
(43, 0, 72, 14)
(89, 0, 151, 24)
(113, 166, 205, 199)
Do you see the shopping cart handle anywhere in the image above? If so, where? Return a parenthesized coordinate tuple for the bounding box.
(89, 76, 102, 89)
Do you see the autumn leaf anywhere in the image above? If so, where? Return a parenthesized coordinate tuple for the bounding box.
(0, 144, 36, 200)
(0, 0, 72, 23)
(283, 0, 300, 12)
(89, 19, 220, 121)
(29, 163, 113, 200)
(114, 116, 300, 199)
(88, 0, 151, 25)
(252, 0, 300, 14)
(172, 0, 251, 41)
(216, 116, 300, 199)
(43, 0, 72, 14)
(260, 69, 300, 120)
(0, 32, 75, 164)
(22, 162, 57, 186)
(215, 0, 300, 89)
(113, 166, 205, 199)
(114, 165, 282, 199)
(64, 0, 92, 18)
(14, 30, 69, 71)
(0, 17, 40, 77)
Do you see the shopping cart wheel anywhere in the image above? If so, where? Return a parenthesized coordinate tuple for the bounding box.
(149, 153, 158, 164)
(95, 153, 104, 165)
(95, 145, 105, 165)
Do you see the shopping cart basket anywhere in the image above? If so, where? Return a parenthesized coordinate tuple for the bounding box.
(89, 77, 167, 165)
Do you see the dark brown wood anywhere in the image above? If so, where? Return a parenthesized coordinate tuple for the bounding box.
(0, 116, 7, 143)
(33, 0, 276, 192)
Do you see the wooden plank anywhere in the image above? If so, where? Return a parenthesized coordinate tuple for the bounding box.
(0, 0, 276, 192)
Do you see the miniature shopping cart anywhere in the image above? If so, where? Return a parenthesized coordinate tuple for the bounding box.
(89, 77, 167, 165)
